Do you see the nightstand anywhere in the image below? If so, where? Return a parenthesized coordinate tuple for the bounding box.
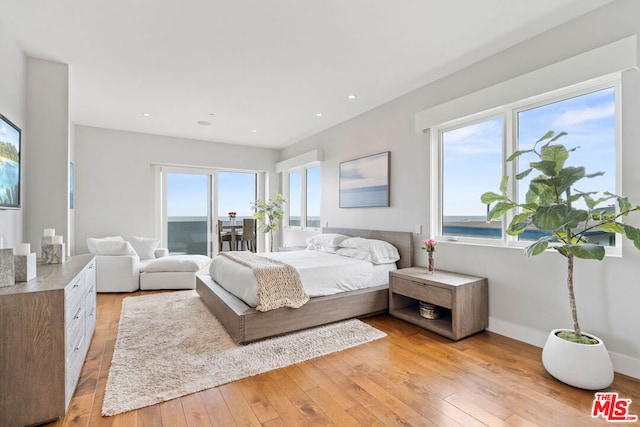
(389, 267, 488, 340)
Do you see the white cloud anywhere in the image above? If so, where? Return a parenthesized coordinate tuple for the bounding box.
(553, 102, 615, 127)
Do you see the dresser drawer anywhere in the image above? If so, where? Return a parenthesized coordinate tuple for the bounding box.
(66, 304, 86, 356)
(65, 332, 87, 404)
(65, 273, 86, 321)
(391, 276, 452, 308)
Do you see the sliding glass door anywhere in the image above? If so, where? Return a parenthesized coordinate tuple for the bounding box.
(165, 171, 211, 255)
(161, 168, 258, 256)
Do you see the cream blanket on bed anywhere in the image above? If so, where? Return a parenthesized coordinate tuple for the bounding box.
(219, 251, 309, 312)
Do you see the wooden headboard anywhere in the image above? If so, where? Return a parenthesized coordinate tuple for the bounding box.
(323, 227, 414, 269)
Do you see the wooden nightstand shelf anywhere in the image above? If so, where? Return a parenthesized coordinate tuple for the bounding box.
(389, 267, 488, 340)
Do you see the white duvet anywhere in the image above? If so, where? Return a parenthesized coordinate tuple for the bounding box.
(209, 249, 396, 307)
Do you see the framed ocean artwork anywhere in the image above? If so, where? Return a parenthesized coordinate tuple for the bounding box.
(339, 151, 390, 208)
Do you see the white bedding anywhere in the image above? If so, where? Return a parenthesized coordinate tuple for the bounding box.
(209, 250, 396, 307)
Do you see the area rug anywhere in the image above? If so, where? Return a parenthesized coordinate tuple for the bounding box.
(102, 290, 386, 416)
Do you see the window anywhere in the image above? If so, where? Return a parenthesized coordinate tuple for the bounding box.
(288, 171, 301, 227)
(441, 116, 504, 239)
(433, 76, 619, 249)
(306, 166, 321, 228)
(287, 164, 321, 229)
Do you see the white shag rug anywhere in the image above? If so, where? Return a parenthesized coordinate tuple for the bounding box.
(102, 290, 386, 416)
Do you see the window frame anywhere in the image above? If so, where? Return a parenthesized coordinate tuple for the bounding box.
(285, 162, 321, 231)
(431, 73, 622, 254)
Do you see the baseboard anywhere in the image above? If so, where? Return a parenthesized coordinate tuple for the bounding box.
(488, 317, 640, 380)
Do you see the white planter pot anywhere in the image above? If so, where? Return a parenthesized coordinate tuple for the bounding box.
(542, 328, 614, 390)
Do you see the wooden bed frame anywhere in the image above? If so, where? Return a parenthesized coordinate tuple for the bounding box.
(196, 227, 414, 344)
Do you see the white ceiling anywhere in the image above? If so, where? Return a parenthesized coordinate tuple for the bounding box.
(2, 0, 611, 149)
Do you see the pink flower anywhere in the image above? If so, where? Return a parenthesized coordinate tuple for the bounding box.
(421, 239, 437, 252)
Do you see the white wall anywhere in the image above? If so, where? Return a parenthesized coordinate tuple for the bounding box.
(74, 125, 280, 254)
(280, 0, 640, 378)
(0, 29, 26, 249)
(25, 58, 70, 256)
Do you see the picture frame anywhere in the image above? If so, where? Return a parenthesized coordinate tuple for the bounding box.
(339, 151, 390, 208)
(0, 113, 21, 210)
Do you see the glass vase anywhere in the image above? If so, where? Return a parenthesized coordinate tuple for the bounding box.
(427, 252, 434, 274)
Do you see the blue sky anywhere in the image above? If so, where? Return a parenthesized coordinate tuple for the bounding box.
(166, 171, 257, 218)
(443, 87, 616, 217)
(167, 168, 321, 219)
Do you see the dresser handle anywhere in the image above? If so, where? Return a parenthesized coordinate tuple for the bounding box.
(74, 336, 84, 352)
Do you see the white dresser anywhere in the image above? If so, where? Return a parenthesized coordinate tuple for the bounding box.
(0, 255, 96, 427)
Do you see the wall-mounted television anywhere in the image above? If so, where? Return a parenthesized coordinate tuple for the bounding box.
(0, 113, 21, 209)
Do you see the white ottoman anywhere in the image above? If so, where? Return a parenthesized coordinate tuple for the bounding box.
(140, 255, 211, 290)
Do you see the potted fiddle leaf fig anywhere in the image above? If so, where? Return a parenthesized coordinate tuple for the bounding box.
(251, 193, 286, 252)
(481, 130, 640, 389)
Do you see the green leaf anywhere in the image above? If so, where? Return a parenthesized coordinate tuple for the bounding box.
(488, 202, 516, 220)
(480, 192, 505, 204)
(535, 130, 555, 144)
(549, 131, 568, 143)
(540, 144, 569, 174)
(499, 175, 509, 195)
(530, 160, 558, 177)
(506, 213, 531, 236)
(617, 196, 632, 213)
(556, 166, 586, 194)
(623, 224, 640, 250)
(531, 204, 569, 231)
(598, 222, 625, 234)
(506, 149, 534, 162)
(585, 171, 605, 179)
(516, 168, 533, 180)
(566, 244, 605, 260)
(525, 237, 554, 256)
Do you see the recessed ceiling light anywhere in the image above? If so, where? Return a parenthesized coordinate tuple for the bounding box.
(197, 120, 211, 126)
(316, 113, 323, 117)
(208, 113, 215, 117)
(347, 94, 356, 100)
(252, 129, 257, 133)
(142, 113, 151, 117)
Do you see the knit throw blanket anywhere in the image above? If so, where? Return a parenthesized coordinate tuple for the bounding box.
(219, 251, 309, 312)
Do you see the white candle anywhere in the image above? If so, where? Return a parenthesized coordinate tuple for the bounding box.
(53, 236, 63, 244)
(15, 243, 30, 256)
(44, 228, 55, 237)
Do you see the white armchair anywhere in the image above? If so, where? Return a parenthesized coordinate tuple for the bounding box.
(95, 248, 168, 292)
(87, 236, 168, 293)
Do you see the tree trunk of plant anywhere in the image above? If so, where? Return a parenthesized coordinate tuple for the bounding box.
(566, 253, 582, 337)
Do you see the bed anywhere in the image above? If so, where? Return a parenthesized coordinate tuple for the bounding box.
(196, 227, 414, 343)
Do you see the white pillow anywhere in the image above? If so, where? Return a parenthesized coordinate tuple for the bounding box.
(129, 236, 160, 260)
(86, 237, 135, 256)
(336, 248, 374, 263)
(339, 237, 400, 264)
(305, 233, 350, 248)
(143, 255, 212, 273)
(306, 244, 338, 254)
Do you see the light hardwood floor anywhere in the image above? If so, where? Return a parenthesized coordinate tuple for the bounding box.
(45, 291, 639, 426)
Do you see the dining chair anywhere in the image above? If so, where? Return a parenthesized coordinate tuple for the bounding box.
(236, 218, 256, 252)
(218, 220, 233, 251)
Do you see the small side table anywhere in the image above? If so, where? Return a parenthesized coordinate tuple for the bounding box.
(389, 267, 488, 340)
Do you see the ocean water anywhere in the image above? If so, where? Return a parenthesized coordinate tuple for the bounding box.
(340, 185, 389, 208)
